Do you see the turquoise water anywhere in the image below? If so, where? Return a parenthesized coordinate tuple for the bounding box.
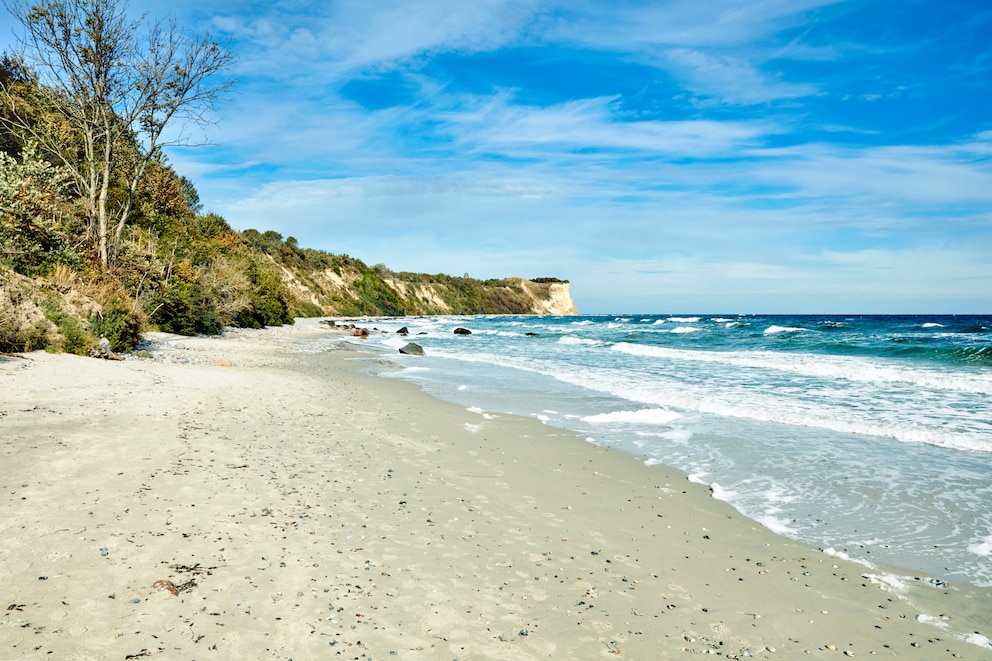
(354, 314, 992, 588)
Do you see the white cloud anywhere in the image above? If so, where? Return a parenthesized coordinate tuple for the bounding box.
(457, 95, 770, 155)
(751, 141, 992, 207)
(330, 0, 543, 69)
(664, 48, 819, 103)
(554, 0, 844, 49)
(200, 0, 546, 78)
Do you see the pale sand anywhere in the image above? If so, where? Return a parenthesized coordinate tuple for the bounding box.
(1, 321, 990, 660)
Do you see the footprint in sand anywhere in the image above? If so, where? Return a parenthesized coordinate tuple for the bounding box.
(710, 622, 730, 636)
(668, 583, 694, 600)
(589, 619, 613, 633)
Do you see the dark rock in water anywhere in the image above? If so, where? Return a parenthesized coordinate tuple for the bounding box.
(399, 342, 425, 356)
(453, 327, 472, 335)
(397, 327, 409, 335)
(525, 332, 539, 336)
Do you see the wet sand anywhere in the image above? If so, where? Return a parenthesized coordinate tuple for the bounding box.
(1, 321, 990, 659)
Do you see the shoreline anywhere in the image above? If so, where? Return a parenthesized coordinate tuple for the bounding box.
(2, 321, 990, 659)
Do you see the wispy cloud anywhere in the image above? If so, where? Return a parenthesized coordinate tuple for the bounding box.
(453, 95, 771, 155)
(664, 48, 819, 104)
(552, 0, 844, 49)
(750, 138, 992, 209)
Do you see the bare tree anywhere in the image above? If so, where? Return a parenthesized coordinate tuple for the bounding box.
(0, 0, 235, 267)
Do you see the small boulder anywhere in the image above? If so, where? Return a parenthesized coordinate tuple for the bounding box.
(399, 342, 425, 356)
(88, 337, 123, 361)
(396, 326, 409, 335)
(215, 357, 232, 367)
(453, 327, 472, 335)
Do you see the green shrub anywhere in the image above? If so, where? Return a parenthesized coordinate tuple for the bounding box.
(232, 257, 293, 328)
(89, 298, 143, 352)
(0, 143, 79, 277)
(149, 279, 223, 336)
(295, 301, 324, 318)
(41, 297, 96, 354)
(354, 272, 407, 316)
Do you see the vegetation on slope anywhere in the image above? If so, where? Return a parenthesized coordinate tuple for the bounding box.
(0, 8, 571, 356)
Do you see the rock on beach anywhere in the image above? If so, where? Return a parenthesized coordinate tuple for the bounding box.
(398, 342, 425, 356)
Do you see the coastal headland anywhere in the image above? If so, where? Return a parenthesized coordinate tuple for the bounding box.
(1, 320, 990, 659)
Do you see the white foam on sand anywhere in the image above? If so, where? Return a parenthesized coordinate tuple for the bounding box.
(709, 482, 736, 502)
(916, 613, 950, 629)
(961, 633, 992, 649)
(756, 514, 794, 535)
(861, 572, 909, 593)
(823, 547, 875, 569)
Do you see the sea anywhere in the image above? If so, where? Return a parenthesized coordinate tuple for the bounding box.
(343, 314, 992, 589)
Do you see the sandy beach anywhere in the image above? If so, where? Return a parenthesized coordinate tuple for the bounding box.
(2, 320, 990, 660)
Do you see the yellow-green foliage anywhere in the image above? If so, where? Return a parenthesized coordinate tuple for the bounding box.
(0, 141, 78, 276)
(0, 314, 48, 353)
(0, 275, 51, 351)
(40, 295, 96, 354)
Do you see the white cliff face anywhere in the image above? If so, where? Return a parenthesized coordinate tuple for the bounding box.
(515, 279, 579, 315)
(547, 282, 579, 315)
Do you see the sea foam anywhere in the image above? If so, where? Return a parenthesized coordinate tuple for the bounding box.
(558, 335, 602, 346)
(764, 325, 807, 334)
(967, 534, 992, 557)
(580, 408, 681, 425)
(611, 343, 992, 396)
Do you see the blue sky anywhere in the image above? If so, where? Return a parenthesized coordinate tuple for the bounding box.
(3, 1, 991, 313)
